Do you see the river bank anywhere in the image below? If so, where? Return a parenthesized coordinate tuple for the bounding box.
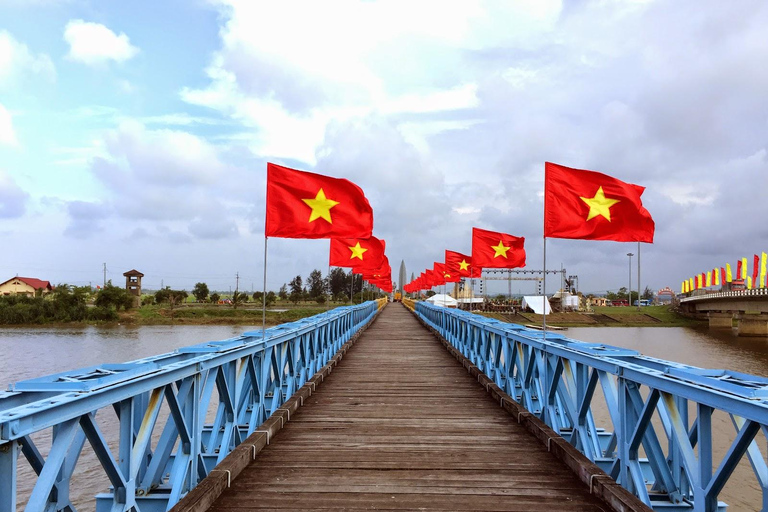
(478, 305, 702, 328)
(122, 302, 351, 326)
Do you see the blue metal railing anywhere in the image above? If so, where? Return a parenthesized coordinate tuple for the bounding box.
(415, 301, 768, 512)
(0, 301, 383, 512)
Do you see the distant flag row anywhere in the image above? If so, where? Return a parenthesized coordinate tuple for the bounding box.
(264, 163, 392, 293)
(403, 228, 526, 293)
(681, 252, 768, 293)
(263, 161, 657, 297)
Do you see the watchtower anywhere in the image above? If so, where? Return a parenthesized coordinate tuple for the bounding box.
(123, 269, 144, 307)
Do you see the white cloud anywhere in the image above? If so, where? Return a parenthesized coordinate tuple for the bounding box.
(0, 169, 28, 218)
(0, 30, 55, 88)
(62, 119, 257, 243)
(0, 103, 19, 146)
(181, 0, 553, 163)
(661, 183, 719, 207)
(64, 20, 139, 65)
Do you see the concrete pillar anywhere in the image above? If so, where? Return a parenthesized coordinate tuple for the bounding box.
(707, 312, 733, 329)
(737, 314, 768, 337)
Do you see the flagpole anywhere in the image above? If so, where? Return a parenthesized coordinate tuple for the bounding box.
(542, 236, 547, 337)
(637, 241, 641, 311)
(262, 236, 268, 338)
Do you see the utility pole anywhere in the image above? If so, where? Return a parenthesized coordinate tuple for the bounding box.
(103, 263, 107, 288)
(235, 272, 239, 295)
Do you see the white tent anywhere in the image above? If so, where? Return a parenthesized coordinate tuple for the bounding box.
(426, 294, 458, 308)
(522, 296, 552, 315)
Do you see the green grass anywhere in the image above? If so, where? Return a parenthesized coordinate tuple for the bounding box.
(125, 303, 355, 325)
(472, 305, 702, 328)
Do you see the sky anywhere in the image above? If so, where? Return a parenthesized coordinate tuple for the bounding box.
(1, 0, 767, 296)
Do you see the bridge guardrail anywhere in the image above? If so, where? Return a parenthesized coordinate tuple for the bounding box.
(413, 301, 768, 511)
(680, 288, 768, 302)
(0, 300, 384, 512)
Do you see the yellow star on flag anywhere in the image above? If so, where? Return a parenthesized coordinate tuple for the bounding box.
(580, 186, 620, 222)
(459, 260, 470, 271)
(302, 188, 339, 223)
(492, 240, 510, 258)
(348, 242, 368, 260)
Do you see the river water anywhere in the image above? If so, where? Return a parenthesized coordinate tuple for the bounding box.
(0, 322, 765, 510)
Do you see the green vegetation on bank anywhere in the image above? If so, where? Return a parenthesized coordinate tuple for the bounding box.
(131, 303, 351, 326)
(0, 267, 385, 326)
(478, 305, 701, 328)
(0, 285, 120, 324)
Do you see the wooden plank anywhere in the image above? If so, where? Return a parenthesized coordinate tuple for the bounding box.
(203, 304, 619, 511)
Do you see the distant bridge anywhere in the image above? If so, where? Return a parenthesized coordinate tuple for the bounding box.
(6, 301, 768, 510)
(679, 288, 768, 335)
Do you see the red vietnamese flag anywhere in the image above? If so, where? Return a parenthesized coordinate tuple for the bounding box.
(424, 269, 436, 288)
(435, 260, 460, 283)
(364, 257, 391, 281)
(544, 162, 654, 242)
(432, 263, 447, 286)
(265, 163, 373, 239)
(445, 250, 482, 278)
(471, 227, 526, 269)
(329, 237, 386, 269)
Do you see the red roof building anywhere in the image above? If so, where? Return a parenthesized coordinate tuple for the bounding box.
(0, 277, 54, 296)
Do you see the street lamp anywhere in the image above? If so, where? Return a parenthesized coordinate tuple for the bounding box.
(627, 253, 634, 306)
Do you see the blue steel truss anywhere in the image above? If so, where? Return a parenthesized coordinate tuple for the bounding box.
(415, 301, 768, 512)
(0, 300, 383, 512)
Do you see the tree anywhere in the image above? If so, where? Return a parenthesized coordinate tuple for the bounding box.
(192, 282, 209, 302)
(642, 286, 655, 301)
(307, 269, 327, 299)
(210, 292, 221, 303)
(96, 281, 135, 311)
(278, 284, 288, 300)
(231, 291, 248, 309)
(328, 268, 349, 298)
(252, 291, 277, 307)
(289, 276, 303, 304)
(155, 287, 188, 307)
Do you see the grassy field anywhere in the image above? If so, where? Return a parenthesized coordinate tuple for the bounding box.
(478, 305, 702, 328)
(124, 301, 356, 325)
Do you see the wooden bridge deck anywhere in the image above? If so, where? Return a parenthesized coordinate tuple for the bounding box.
(201, 304, 625, 511)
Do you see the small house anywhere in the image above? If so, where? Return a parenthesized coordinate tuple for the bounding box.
(0, 277, 53, 296)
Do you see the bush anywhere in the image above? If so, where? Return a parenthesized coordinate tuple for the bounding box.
(87, 306, 119, 321)
(0, 285, 105, 324)
(96, 282, 135, 310)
